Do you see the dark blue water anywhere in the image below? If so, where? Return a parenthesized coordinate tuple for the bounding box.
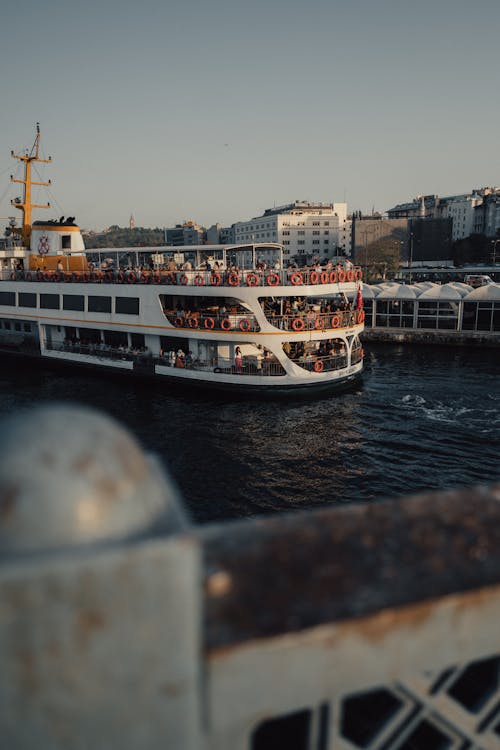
(0, 344, 498, 523)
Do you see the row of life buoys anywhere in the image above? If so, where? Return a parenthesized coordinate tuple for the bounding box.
(173, 316, 254, 332)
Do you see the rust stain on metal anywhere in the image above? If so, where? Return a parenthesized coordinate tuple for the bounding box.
(76, 610, 105, 647)
(0, 482, 19, 523)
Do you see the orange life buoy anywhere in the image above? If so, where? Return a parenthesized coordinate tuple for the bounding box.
(355, 269, 362, 280)
(152, 273, 161, 284)
(331, 315, 341, 328)
(290, 272, 303, 286)
(228, 272, 240, 287)
(266, 273, 280, 286)
(320, 271, 329, 284)
(204, 317, 215, 329)
(174, 317, 184, 327)
(117, 271, 125, 283)
(338, 270, 346, 283)
(194, 274, 205, 286)
(314, 360, 324, 373)
(309, 271, 319, 284)
(44, 272, 52, 282)
(358, 309, 365, 323)
(140, 272, 149, 284)
(246, 272, 259, 287)
(347, 270, 355, 282)
(330, 271, 337, 283)
(292, 318, 305, 331)
(188, 317, 199, 328)
(239, 319, 251, 332)
(220, 318, 232, 331)
(210, 273, 222, 286)
(179, 273, 189, 286)
(128, 272, 137, 283)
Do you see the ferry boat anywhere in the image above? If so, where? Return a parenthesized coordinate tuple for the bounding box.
(0, 127, 364, 392)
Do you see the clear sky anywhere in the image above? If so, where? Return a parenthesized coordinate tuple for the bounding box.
(1, 0, 499, 231)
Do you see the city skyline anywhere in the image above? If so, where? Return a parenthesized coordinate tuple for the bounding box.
(1, 0, 499, 232)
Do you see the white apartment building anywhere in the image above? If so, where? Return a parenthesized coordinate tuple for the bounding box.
(233, 201, 350, 263)
(440, 194, 484, 241)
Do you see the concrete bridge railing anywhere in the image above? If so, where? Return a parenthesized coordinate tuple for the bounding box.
(1, 404, 499, 750)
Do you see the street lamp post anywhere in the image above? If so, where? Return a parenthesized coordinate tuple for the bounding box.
(408, 231, 414, 284)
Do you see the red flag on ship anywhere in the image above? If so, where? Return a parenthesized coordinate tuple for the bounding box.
(356, 282, 363, 310)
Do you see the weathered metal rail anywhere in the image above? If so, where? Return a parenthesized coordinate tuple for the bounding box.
(1, 405, 499, 749)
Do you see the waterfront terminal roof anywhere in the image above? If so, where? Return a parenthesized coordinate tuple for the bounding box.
(354, 281, 500, 301)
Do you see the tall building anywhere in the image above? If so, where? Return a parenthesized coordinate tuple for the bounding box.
(129, 214, 135, 230)
(232, 201, 350, 264)
(164, 221, 206, 246)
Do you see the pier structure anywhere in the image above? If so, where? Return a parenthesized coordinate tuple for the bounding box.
(1, 405, 500, 749)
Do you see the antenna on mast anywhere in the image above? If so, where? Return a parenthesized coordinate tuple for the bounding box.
(10, 123, 52, 245)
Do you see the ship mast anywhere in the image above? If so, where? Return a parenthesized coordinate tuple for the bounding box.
(10, 123, 52, 246)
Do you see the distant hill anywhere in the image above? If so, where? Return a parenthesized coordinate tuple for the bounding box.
(82, 226, 165, 249)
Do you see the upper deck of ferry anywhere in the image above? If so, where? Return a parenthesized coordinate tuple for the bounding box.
(1, 241, 363, 288)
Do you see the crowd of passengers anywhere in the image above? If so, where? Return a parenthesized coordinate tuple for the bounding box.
(62, 337, 152, 358)
(83, 255, 356, 276)
(286, 339, 347, 362)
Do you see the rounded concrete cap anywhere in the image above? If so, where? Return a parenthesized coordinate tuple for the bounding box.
(0, 403, 183, 555)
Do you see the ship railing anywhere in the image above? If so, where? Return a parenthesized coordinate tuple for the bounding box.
(167, 311, 260, 333)
(159, 356, 286, 377)
(5, 266, 363, 287)
(267, 309, 365, 331)
(291, 352, 349, 372)
(3, 405, 500, 749)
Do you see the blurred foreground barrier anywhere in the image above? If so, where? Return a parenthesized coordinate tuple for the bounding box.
(1, 405, 500, 749)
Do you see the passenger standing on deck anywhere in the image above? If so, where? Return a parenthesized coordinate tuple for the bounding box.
(234, 346, 243, 374)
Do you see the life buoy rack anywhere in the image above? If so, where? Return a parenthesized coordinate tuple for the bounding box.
(355, 269, 362, 281)
(246, 272, 259, 287)
(194, 274, 205, 286)
(292, 318, 305, 331)
(290, 272, 303, 286)
(320, 271, 329, 284)
(179, 273, 189, 286)
(228, 273, 240, 287)
(266, 273, 280, 286)
(128, 272, 137, 284)
(358, 309, 365, 324)
(330, 271, 337, 283)
(188, 317, 199, 328)
(347, 270, 355, 282)
(309, 271, 319, 284)
(174, 317, 184, 327)
(331, 315, 341, 328)
(239, 319, 251, 332)
(313, 360, 324, 373)
(210, 273, 222, 286)
(338, 270, 346, 283)
(204, 317, 215, 329)
(220, 318, 232, 331)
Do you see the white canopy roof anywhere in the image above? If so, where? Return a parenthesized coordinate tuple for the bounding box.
(418, 284, 464, 301)
(377, 285, 418, 300)
(464, 283, 500, 301)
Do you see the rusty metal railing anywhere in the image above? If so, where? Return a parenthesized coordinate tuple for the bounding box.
(1, 404, 499, 750)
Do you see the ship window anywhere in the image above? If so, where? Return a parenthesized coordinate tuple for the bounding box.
(19, 292, 36, 308)
(62, 235, 71, 249)
(14, 322, 21, 332)
(130, 333, 145, 349)
(0, 291, 15, 306)
(4, 321, 11, 330)
(23, 323, 31, 332)
(63, 294, 85, 311)
(115, 297, 140, 315)
(40, 294, 60, 310)
(88, 296, 112, 313)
